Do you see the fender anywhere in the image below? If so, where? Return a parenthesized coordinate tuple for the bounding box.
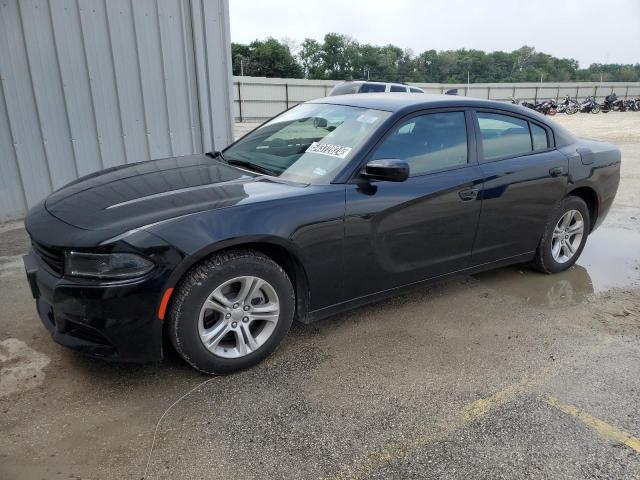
(562, 139, 621, 231)
(157, 233, 308, 291)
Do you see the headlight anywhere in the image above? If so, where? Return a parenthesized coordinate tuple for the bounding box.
(64, 251, 154, 279)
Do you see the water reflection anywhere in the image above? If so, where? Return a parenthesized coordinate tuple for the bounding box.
(575, 227, 640, 292)
(474, 264, 594, 307)
(474, 226, 640, 307)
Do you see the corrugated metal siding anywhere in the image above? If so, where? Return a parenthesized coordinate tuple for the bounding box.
(0, 0, 233, 221)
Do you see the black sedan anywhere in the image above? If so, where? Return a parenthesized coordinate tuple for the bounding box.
(24, 94, 621, 374)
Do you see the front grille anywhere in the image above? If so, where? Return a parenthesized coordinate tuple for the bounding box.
(32, 241, 64, 276)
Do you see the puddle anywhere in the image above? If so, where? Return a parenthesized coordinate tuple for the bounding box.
(474, 226, 640, 307)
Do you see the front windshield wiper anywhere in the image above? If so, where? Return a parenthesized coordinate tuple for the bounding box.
(207, 151, 276, 176)
(207, 150, 227, 162)
(224, 158, 278, 176)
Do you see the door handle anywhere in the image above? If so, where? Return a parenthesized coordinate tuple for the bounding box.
(549, 166, 564, 177)
(458, 188, 479, 201)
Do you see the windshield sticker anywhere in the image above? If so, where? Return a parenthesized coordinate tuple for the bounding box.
(306, 142, 352, 159)
(357, 112, 380, 124)
(312, 167, 328, 176)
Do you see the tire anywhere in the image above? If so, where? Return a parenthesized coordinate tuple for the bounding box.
(566, 105, 578, 115)
(532, 196, 590, 274)
(591, 105, 601, 114)
(168, 249, 295, 374)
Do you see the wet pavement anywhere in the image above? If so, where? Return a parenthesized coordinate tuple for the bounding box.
(1, 114, 640, 479)
(474, 226, 640, 307)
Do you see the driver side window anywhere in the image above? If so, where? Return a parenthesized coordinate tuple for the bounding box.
(372, 112, 468, 176)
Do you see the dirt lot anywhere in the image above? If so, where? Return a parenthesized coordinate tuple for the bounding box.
(1, 112, 640, 479)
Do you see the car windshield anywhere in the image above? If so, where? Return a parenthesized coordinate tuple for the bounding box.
(222, 103, 390, 184)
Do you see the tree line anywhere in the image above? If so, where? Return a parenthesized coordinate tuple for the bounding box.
(232, 33, 640, 83)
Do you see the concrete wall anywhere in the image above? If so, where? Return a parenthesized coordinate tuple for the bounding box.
(0, 0, 233, 222)
(232, 76, 640, 122)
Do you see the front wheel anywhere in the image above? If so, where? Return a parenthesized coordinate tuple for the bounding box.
(591, 105, 601, 114)
(168, 250, 295, 374)
(532, 196, 590, 274)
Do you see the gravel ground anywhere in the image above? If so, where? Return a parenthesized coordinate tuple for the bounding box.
(1, 112, 640, 479)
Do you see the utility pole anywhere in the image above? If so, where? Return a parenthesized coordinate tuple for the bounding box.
(235, 55, 246, 123)
(235, 54, 246, 77)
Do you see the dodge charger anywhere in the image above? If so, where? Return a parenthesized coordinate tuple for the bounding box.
(23, 94, 621, 374)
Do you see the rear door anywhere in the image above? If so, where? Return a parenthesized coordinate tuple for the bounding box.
(471, 110, 568, 264)
(343, 109, 484, 299)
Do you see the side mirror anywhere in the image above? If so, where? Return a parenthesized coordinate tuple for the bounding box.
(362, 159, 409, 182)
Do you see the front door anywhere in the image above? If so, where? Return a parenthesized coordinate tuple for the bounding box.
(343, 109, 483, 300)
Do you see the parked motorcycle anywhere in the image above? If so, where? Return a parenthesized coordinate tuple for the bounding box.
(601, 93, 626, 113)
(579, 96, 601, 114)
(557, 95, 579, 115)
(624, 98, 640, 111)
(510, 97, 536, 110)
(534, 99, 558, 115)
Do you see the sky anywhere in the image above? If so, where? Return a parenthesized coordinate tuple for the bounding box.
(229, 0, 640, 67)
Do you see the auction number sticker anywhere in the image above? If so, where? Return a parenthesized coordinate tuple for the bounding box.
(306, 142, 352, 159)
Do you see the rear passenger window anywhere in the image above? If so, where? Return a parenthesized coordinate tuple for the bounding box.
(390, 85, 407, 92)
(372, 112, 468, 176)
(477, 112, 531, 161)
(409, 87, 423, 93)
(359, 83, 386, 93)
(531, 123, 549, 151)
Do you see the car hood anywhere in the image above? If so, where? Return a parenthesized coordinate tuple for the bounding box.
(44, 155, 306, 232)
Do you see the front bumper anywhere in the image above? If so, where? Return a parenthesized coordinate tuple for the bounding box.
(23, 250, 165, 362)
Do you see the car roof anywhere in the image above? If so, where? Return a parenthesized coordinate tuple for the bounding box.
(309, 92, 550, 121)
(339, 80, 407, 85)
(311, 92, 511, 112)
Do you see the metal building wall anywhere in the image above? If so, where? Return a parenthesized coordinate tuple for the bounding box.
(0, 0, 233, 221)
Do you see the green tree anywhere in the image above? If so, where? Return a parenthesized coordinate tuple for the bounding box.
(234, 35, 640, 83)
(299, 38, 325, 79)
(231, 38, 302, 78)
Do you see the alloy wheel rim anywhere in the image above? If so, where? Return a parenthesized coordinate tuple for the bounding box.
(551, 209, 584, 264)
(198, 276, 280, 359)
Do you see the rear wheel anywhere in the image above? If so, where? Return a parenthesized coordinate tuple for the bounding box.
(532, 196, 590, 274)
(168, 250, 295, 374)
